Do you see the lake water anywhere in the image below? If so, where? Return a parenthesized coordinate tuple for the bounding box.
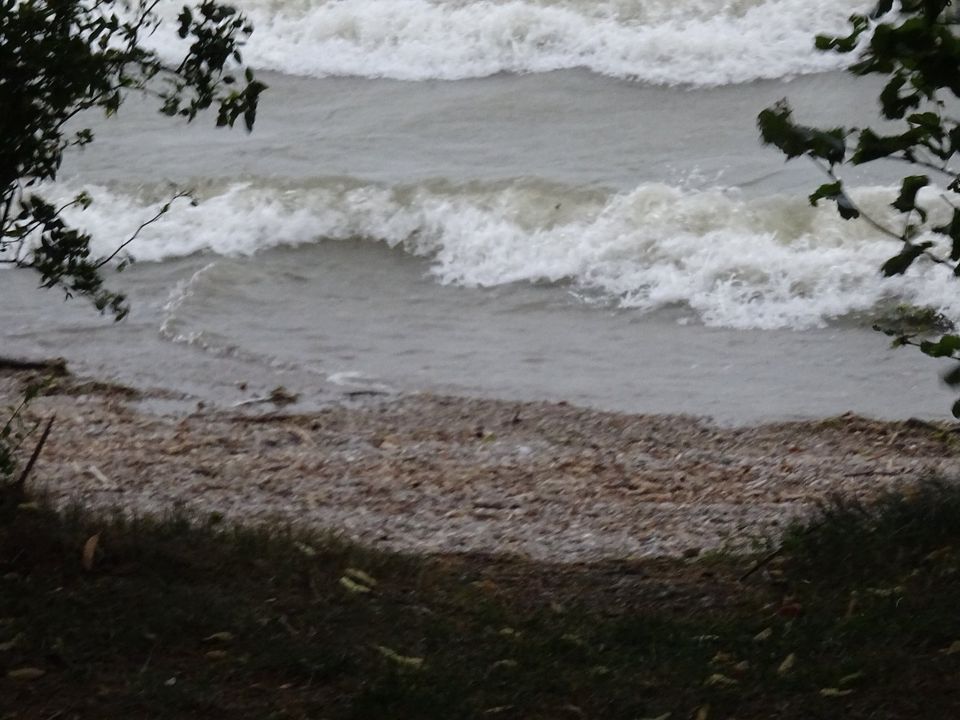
(4, 0, 958, 423)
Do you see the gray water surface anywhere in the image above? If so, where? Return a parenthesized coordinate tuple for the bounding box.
(63, 70, 900, 193)
(5, 70, 952, 424)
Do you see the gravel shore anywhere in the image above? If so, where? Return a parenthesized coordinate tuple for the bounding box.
(5, 368, 959, 562)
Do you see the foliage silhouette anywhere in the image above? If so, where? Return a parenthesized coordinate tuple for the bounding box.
(759, 0, 960, 416)
(0, 0, 265, 317)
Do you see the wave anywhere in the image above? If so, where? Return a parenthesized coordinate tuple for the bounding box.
(143, 0, 873, 85)
(34, 176, 960, 331)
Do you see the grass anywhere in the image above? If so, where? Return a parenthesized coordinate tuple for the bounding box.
(2, 483, 960, 719)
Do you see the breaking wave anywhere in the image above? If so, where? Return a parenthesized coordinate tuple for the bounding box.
(34, 176, 960, 331)
(143, 0, 873, 85)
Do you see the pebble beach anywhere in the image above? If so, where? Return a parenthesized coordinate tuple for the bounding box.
(9, 367, 958, 562)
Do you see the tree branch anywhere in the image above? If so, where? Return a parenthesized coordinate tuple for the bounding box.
(813, 159, 958, 271)
(94, 191, 190, 268)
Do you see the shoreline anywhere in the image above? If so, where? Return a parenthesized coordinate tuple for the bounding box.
(5, 365, 959, 562)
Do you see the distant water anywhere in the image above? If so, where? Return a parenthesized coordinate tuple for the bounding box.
(5, 0, 958, 423)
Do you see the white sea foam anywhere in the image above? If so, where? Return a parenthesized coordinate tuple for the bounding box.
(160, 261, 219, 344)
(142, 0, 874, 85)
(32, 177, 960, 331)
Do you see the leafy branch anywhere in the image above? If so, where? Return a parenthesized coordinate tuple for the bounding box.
(0, 0, 267, 318)
(758, 0, 960, 416)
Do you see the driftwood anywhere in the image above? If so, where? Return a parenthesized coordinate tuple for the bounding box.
(232, 386, 299, 408)
(345, 390, 389, 398)
(0, 356, 68, 375)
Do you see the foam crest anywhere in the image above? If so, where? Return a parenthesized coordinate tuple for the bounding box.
(143, 0, 872, 85)
(36, 178, 960, 330)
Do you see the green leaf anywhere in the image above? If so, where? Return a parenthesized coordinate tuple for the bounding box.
(920, 335, 960, 358)
(892, 175, 930, 215)
(809, 180, 860, 220)
(177, 7, 192, 39)
(809, 182, 842, 206)
(881, 243, 929, 276)
(877, 76, 921, 121)
(814, 15, 870, 53)
(758, 102, 847, 164)
(853, 128, 920, 163)
(836, 194, 861, 220)
(907, 111, 944, 135)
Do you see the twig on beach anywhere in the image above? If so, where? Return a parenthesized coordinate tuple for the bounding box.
(87, 464, 113, 489)
(14, 415, 55, 494)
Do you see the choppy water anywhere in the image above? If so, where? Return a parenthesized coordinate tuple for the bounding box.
(4, 0, 957, 422)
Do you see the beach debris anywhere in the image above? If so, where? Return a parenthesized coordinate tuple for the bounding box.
(4, 372, 960, 566)
(203, 632, 235, 643)
(337, 568, 378, 595)
(839, 671, 864, 686)
(268, 386, 298, 405)
(339, 576, 369, 593)
(295, 541, 317, 557)
(87, 464, 113, 488)
(344, 568, 377, 588)
(710, 651, 735, 666)
(0, 634, 23, 652)
(777, 653, 796, 676)
(232, 385, 299, 408)
(81, 533, 100, 571)
(7, 667, 45, 681)
(374, 645, 423, 669)
(704, 673, 738, 688)
(345, 389, 389, 398)
(13, 415, 56, 497)
(940, 640, 960, 655)
(0, 356, 67, 374)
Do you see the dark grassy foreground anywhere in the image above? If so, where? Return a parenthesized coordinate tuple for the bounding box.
(2, 486, 960, 719)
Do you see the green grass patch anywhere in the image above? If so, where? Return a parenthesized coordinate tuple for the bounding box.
(2, 483, 960, 718)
